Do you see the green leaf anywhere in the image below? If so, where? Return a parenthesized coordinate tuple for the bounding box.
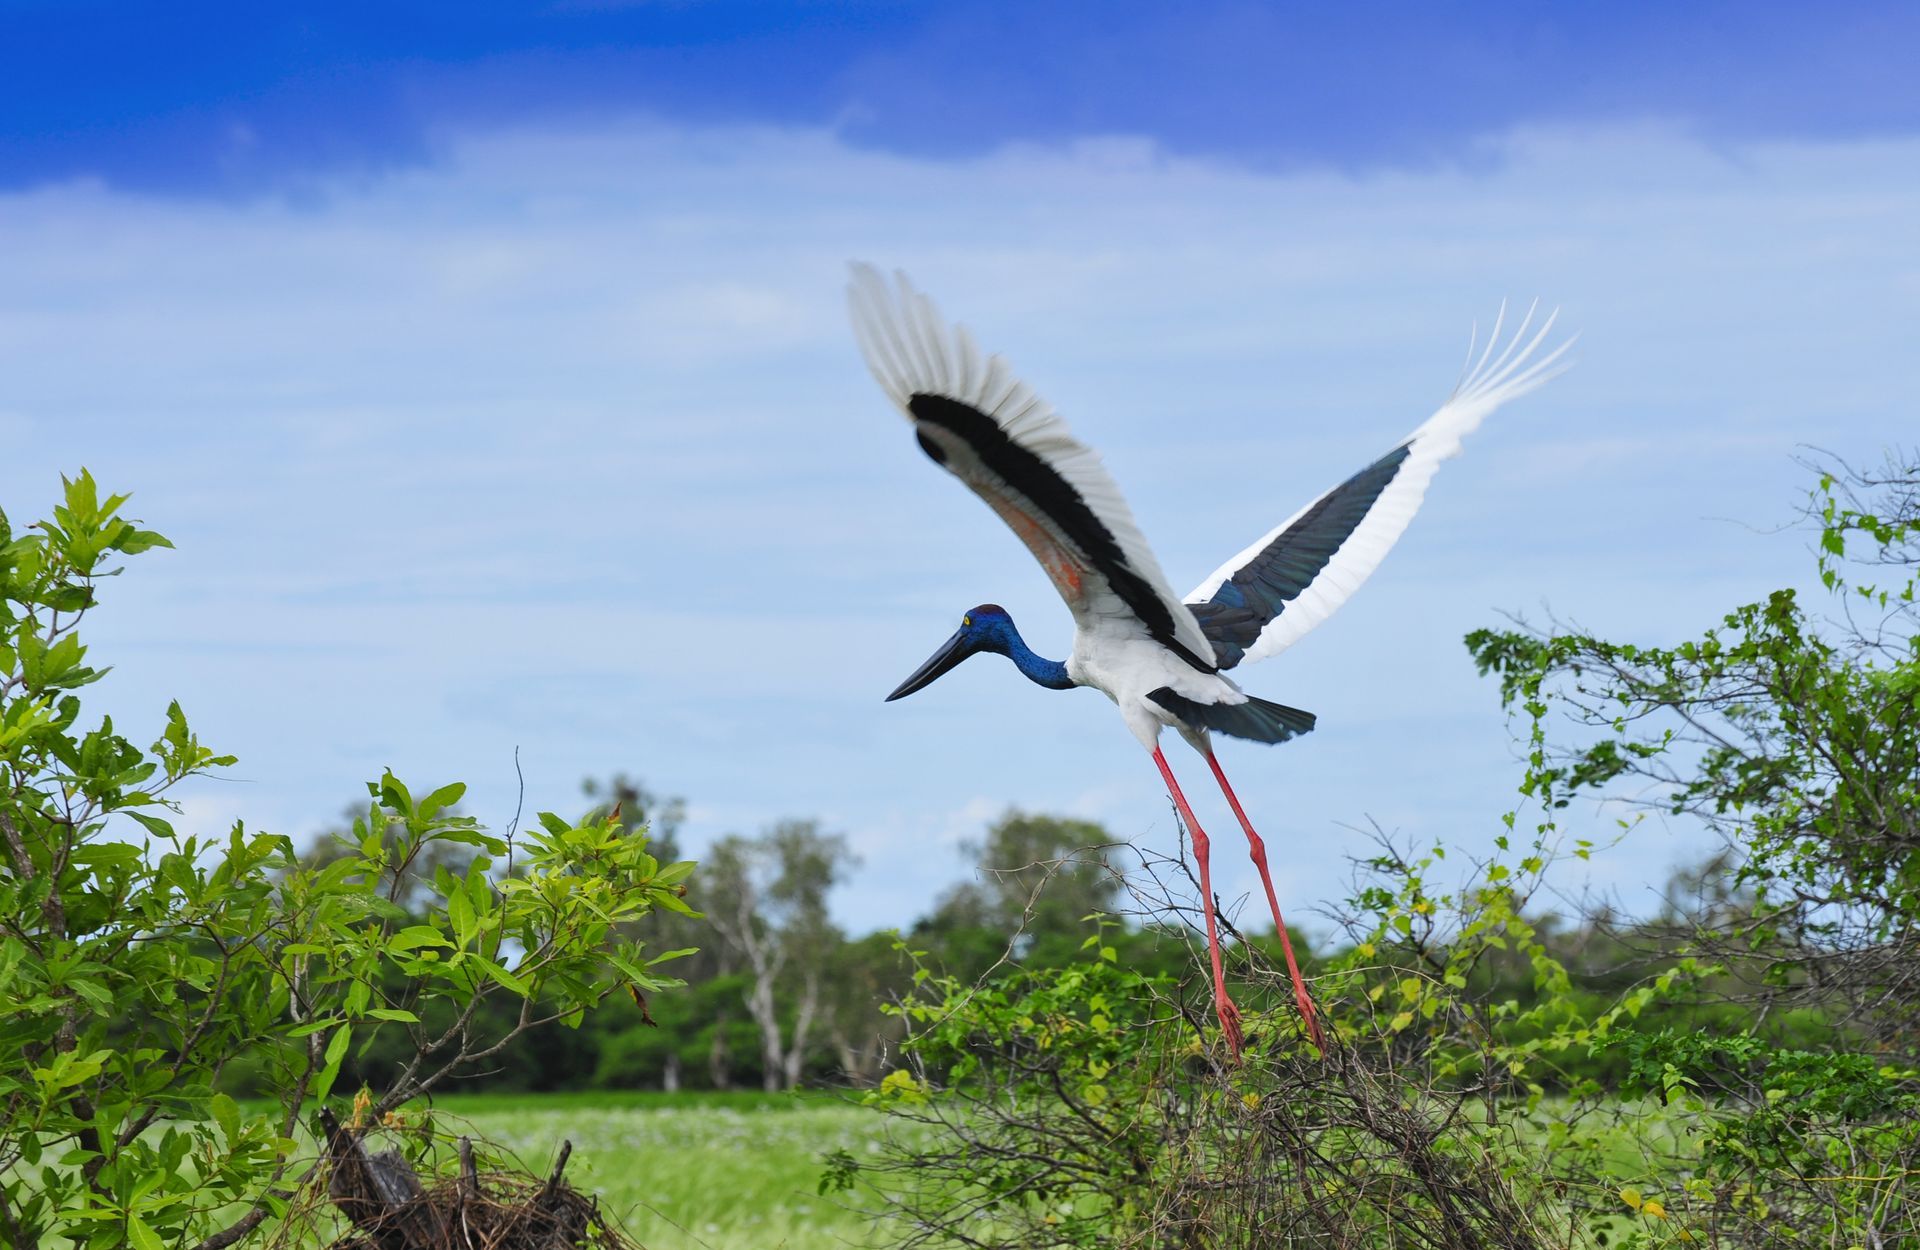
(127, 1215, 165, 1250)
(37, 1048, 107, 1091)
(448, 887, 476, 947)
(211, 1092, 241, 1142)
(123, 810, 175, 839)
(377, 770, 413, 816)
(473, 958, 529, 995)
(314, 1026, 351, 1101)
(288, 1016, 344, 1038)
(652, 891, 701, 918)
(388, 925, 451, 953)
(115, 528, 173, 555)
(420, 781, 467, 819)
(653, 860, 696, 886)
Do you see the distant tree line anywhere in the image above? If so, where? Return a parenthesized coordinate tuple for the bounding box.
(294, 782, 1183, 1095)
(281, 771, 1778, 1099)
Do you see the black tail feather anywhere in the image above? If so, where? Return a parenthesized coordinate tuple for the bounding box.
(1147, 688, 1317, 745)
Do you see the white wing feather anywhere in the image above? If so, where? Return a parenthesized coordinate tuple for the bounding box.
(1187, 303, 1574, 665)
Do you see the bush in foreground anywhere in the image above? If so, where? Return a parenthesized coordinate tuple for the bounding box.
(0, 474, 693, 1250)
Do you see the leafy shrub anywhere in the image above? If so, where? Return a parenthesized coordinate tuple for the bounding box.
(1465, 451, 1920, 1248)
(832, 887, 1582, 1250)
(0, 474, 693, 1250)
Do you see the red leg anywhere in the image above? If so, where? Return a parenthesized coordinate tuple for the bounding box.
(1206, 750, 1327, 1054)
(1151, 745, 1244, 1060)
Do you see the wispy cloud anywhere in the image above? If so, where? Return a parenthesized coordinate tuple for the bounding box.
(3, 117, 1915, 926)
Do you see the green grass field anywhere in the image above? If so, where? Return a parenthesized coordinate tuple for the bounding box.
(422, 1091, 889, 1250)
(271, 1090, 1693, 1248)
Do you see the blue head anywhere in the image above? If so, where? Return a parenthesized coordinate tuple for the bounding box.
(886, 604, 1071, 700)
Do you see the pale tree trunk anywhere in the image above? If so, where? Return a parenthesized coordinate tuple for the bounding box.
(832, 1027, 884, 1087)
(707, 872, 792, 1092)
(833, 1034, 862, 1085)
(779, 968, 821, 1089)
(708, 1018, 732, 1090)
(747, 952, 786, 1092)
(705, 829, 853, 1093)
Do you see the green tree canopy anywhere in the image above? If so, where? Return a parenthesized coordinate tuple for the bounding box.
(919, 810, 1124, 972)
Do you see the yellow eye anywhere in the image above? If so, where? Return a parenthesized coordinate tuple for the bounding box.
(962, 615, 972, 627)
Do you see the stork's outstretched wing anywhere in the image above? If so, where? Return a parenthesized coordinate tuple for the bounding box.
(849, 264, 1218, 674)
(1187, 305, 1573, 669)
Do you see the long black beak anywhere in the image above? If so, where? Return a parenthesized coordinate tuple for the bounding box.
(885, 628, 973, 701)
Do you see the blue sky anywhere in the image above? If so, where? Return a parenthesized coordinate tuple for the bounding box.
(4, 4, 1918, 934)
(9, 3, 1920, 192)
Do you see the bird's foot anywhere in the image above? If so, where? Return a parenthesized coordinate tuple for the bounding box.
(1302, 1009, 1328, 1057)
(1289, 984, 1328, 1057)
(1215, 991, 1245, 1062)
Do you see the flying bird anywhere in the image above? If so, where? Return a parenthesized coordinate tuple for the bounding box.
(849, 265, 1569, 1058)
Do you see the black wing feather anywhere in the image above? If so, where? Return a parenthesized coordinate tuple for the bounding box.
(911, 393, 1216, 673)
(1188, 443, 1412, 669)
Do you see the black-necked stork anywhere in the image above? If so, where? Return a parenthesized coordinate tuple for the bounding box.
(849, 265, 1569, 1058)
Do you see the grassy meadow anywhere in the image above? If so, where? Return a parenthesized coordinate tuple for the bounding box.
(417, 1091, 890, 1250)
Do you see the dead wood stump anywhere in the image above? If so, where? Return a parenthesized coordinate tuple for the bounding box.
(317, 1110, 625, 1250)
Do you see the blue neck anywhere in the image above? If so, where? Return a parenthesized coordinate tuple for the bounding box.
(1002, 627, 1074, 691)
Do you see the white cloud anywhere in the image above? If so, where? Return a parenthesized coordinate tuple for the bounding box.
(2, 117, 1915, 928)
